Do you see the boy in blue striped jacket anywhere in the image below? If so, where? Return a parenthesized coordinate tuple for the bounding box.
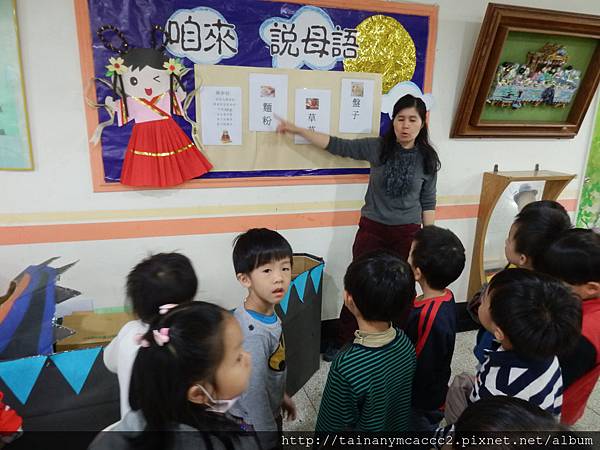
(315, 251, 417, 432)
(470, 269, 581, 417)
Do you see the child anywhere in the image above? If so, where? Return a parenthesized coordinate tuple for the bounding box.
(469, 269, 581, 417)
(520, 199, 569, 215)
(472, 201, 571, 363)
(405, 226, 466, 430)
(103, 252, 198, 417)
(538, 228, 600, 424)
(90, 301, 259, 450)
(449, 397, 573, 450)
(229, 228, 296, 446)
(504, 202, 571, 270)
(316, 251, 417, 432)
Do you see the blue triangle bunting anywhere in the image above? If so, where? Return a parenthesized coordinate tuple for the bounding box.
(279, 286, 291, 314)
(294, 271, 309, 303)
(310, 264, 324, 293)
(0, 355, 47, 404)
(50, 347, 101, 394)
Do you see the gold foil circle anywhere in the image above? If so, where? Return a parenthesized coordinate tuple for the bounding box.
(343, 15, 416, 93)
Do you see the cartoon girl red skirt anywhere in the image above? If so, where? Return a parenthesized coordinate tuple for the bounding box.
(120, 117, 212, 187)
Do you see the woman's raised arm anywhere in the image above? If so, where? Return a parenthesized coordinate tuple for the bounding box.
(275, 116, 330, 149)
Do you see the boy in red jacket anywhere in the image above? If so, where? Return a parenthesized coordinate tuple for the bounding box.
(538, 228, 600, 424)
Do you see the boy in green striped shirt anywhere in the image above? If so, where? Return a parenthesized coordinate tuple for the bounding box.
(315, 251, 417, 432)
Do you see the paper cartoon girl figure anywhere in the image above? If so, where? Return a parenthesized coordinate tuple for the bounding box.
(97, 26, 212, 187)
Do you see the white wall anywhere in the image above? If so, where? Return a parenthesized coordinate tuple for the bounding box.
(1, 0, 598, 319)
(428, 0, 599, 198)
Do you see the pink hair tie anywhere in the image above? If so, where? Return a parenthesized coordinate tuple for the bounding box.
(134, 333, 151, 348)
(158, 303, 178, 315)
(152, 328, 170, 346)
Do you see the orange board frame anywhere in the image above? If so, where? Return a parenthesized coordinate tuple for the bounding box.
(74, 0, 438, 192)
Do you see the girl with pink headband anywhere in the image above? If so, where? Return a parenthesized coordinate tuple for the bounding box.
(103, 252, 198, 417)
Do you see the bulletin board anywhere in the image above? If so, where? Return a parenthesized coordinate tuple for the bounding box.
(196, 65, 382, 175)
(0, 0, 33, 171)
(75, 0, 438, 191)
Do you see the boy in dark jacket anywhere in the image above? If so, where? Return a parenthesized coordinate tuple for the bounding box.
(405, 226, 465, 430)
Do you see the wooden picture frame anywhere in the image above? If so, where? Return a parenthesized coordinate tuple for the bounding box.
(451, 3, 600, 139)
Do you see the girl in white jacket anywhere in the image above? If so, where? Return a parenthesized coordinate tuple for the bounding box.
(103, 252, 198, 417)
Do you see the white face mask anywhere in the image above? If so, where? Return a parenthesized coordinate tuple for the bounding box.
(196, 384, 240, 414)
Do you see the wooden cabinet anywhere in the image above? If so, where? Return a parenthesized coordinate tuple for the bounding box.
(468, 170, 576, 298)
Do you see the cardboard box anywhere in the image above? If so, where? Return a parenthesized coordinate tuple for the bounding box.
(277, 253, 324, 396)
(54, 253, 325, 394)
(55, 311, 134, 351)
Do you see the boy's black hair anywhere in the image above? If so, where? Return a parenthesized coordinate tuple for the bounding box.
(519, 199, 568, 216)
(232, 228, 293, 275)
(538, 228, 600, 287)
(453, 397, 569, 449)
(512, 204, 571, 269)
(127, 252, 198, 323)
(344, 250, 416, 324)
(130, 302, 244, 449)
(487, 268, 581, 360)
(411, 225, 465, 290)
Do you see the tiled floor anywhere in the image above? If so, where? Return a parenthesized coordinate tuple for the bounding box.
(284, 331, 600, 432)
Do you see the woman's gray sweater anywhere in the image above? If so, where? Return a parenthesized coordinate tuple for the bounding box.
(326, 136, 437, 225)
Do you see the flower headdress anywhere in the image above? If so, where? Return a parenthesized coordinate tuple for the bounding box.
(105, 57, 128, 78)
(163, 58, 184, 76)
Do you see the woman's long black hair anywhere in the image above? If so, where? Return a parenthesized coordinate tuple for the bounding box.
(128, 301, 243, 450)
(380, 94, 441, 174)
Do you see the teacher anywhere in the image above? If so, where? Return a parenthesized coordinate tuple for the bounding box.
(277, 94, 440, 351)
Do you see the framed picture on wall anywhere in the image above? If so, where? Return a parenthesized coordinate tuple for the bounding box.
(451, 3, 600, 139)
(0, 0, 33, 170)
